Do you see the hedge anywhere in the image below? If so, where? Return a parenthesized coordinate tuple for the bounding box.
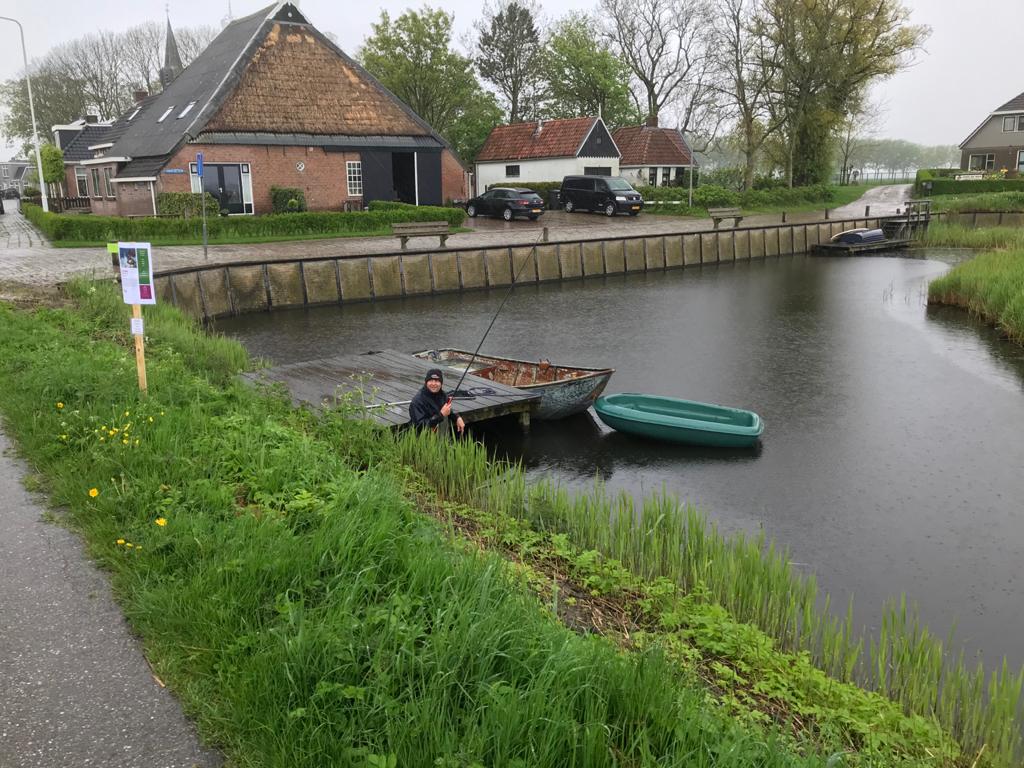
(156, 192, 220, 218)
(269, 186, 307, 213)
(915, 168, 1024, 196)
(22, 203, 466, 243)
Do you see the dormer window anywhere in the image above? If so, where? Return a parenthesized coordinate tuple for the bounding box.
(157, 106, 175, 123)
(178, 101, 196, 118)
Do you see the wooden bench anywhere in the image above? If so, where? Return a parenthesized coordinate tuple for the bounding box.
(708, 207, 744, 229)
(391, 221, 450, 250)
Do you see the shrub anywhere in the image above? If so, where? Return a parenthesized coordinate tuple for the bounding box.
(699, 167, 744, 191)
(22, 203, 466, 243)
(916, 168, 1024, 196)
(156, 192, 220, 218)
(693, 185, 741, 208)
(486, 180, 563, 200)
(269, 186, 307, 214)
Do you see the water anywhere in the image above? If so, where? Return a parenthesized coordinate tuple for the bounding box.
(216, 251, 1024, 669)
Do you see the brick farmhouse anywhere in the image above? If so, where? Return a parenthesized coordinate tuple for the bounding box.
(54, 2, 467, 217)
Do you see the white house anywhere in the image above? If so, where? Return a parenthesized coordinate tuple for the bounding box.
(474, 117, 620, 192)
(613, 118, 696, 188)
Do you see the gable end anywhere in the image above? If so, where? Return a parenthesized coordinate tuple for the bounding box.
(578, 120, 620, 159)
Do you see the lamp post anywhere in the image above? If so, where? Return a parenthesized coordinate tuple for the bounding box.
(1, 15, 48, 213)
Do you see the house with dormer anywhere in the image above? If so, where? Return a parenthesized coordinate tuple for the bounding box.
(57, 3, 466, 217)
(959, 90, 1024, 174)
(474, 117, 620, 193)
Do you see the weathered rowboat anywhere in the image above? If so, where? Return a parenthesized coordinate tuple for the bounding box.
(413, 348, 614, 420)
(593, 393, 763, 448)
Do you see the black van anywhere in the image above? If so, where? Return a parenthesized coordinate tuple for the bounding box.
(560, 175, 644, 216)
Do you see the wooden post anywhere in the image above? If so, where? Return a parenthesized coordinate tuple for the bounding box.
(131, 304, 148, 395)
(782, 211, 787, 223)
(824, 208, 830, 220)
(865, 204, 871, 217)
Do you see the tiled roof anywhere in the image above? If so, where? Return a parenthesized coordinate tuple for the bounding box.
(115, 157, 169, 179)
(476, 117, 598, 162)
(61, 125, 115, 162)
(995, 91, 1024, 112)
(612, 126, 693, 166)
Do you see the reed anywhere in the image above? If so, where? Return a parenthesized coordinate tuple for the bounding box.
(397, 430, 1024, 766)
(929, 248, 1024, 343)
(931, 192, 1024, 213)
(922, 222, 1024, 250)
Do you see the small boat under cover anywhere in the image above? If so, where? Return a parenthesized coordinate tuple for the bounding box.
(594, 393, 764, 448)
(414, 348, 614, 420)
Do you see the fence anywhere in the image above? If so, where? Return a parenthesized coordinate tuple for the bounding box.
(22, 196, 92, 213)
(832, 170, 916, 185)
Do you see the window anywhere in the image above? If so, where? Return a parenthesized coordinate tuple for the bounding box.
(1019, 116, 1024, 132)
(505, 164, 520, 177)
(1, 167, 8, 178)
(103, 167, 114, 197)
(1004, 116, 1016, 132)
(346, 160, 363, 196)
(76, 170, 88, 196)
(1018, 150, 1024, 174)
(157, 106, 175, 122)
(968, 153, 995, 171)
(648, 167, 657, 185)
(583, 166, 611, 176)
(90, 169, 101, 197)
(178, 101, 196, 118)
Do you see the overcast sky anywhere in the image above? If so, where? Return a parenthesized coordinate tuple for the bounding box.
(2, 0, 1022, 160)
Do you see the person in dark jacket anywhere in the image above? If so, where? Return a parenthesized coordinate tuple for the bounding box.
(409, 368, 465, 435)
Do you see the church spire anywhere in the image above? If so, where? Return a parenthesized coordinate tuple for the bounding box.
(160, 10, 183, 88)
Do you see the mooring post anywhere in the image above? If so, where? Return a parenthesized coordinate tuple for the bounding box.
(865, 204, 870, 217)
(782, 211, 787, 223)
(824, 208, 830, 220)
(542, 226, 549, 243)
(518, 409, 531, 433)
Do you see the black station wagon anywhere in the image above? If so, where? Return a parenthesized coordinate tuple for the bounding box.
(466, 187, 545, 221)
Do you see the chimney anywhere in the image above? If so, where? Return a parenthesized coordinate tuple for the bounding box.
(83, 114, 99, 124)
(134, 89, 148, 104)
(533, 119, 543, 138)
(645, 114, 658, 128)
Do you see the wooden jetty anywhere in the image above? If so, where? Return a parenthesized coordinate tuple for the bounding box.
(242, 348, 541, 429)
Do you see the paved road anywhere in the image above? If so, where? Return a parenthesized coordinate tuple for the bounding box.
(0, 186, 912, 289)
(0, 428, 222, 768)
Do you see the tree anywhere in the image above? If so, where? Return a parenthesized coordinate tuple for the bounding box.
(541, 14, 636, 127)
(0, 63, 88, 152)
(176, 26, 218, 67)
(756, 0, 928, 186)
(359, 6, 503, 164)
(40, 143, 64, 184)
(601, 0, 717, 134)
(475, 1, 544, 122)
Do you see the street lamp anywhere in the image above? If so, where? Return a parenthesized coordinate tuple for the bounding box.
(0, 15, 49, 213)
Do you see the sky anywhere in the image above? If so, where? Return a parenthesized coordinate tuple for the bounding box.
(2, 0, 1022, 160)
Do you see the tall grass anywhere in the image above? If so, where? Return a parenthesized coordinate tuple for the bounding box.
(0, 283, 831, 768)
(923, 222, 1024, 250)
(929, 248, 1024, 343)
(931, 192, 1024, 213)
(397, 432, 1024, 767)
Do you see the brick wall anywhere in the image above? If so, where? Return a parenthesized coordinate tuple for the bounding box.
(116, 181, 156, 216)
(161, 144, 364, 214)
(441, 149, 467, 202)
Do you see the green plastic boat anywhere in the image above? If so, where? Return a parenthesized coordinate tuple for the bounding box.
(594, 393, 764, 448)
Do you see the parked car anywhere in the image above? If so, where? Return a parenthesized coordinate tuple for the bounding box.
(560, 175, 644, 216)
(2, 188, 19, 199)
(466, 187, 545, 221)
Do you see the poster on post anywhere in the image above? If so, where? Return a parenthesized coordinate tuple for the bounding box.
(117, 242, 156, 305)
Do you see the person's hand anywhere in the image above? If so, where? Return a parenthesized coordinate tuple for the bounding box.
(456, 416, 466, 435)
(440, 400, 452, 417)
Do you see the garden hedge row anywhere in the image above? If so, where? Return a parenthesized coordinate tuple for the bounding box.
(22, 203, 465, 243)
(915, 168, 1024, 196)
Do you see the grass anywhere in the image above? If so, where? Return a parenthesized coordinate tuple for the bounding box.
(644, 184, 889, 218)
(47, 227, 474, 249)
(929, 192, 1024, 213)
(1, 282, 1021, 766)
(922, 223, 1024, 250)
(929, 247, 1024, 343)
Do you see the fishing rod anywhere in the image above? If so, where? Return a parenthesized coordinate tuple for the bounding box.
(448, 225, 550, 402)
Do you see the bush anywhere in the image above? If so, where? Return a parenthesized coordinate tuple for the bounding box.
(22, 203, 466, 244)
(699, 167, 744, 192)
(693, 185, 741, 208)
(916, 168, 1024, 196)
(486, 180, 563, 199)
(156, 192, 220, 218)
(269, 186, 307, 214)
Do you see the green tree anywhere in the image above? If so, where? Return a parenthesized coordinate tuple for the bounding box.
(359, 7, 502, 164)
(541, 14, 636, 127)
(40, 143, 64, 185)
(475, 1, 544, 122)
(0, 64, 88, 152)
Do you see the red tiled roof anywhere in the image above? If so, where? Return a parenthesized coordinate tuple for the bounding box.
(995, 91, 1024, 112)
(612, 125, 693, 166)
(477, 117, 598, 162)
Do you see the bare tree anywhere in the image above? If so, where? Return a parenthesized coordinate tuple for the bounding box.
(120, 22, 163, 94)
(51, 31, 132, 119)
(177, 25, 219, 67)
(601, 0, 717, 133)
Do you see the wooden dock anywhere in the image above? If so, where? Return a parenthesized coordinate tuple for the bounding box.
(242, 348, 541, 428)
(812, 239, 912, 255)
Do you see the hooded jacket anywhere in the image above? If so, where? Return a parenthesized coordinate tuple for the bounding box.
(408, 384, 458, 430)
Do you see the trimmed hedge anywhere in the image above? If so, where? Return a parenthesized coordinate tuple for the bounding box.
(156, 192, 220, 218)
(22, 203, 466, 243)
(916, 168, 1024, 196)
(486, 180, 563, 200)
(269, 186, 307, 213)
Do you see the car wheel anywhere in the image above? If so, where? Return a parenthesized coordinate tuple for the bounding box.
(564, 199, 575, 213)
(503, 207, 514, 222)
(467, 204, 477, 218)
(604, 202, 616, 217)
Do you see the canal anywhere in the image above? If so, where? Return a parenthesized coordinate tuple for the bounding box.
(216, 251, 1024, 670)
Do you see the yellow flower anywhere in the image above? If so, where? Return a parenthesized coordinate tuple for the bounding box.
(125, 542, 134, 548)
(122, 439, 129, 445)
(88, 488, 99, 498)
(159, 411, 165, 416)
(56, 402, 64, 409)
(124, 411, 130, 416)
(108, 430, 116, 436)
(116, 538, 125, 545)
(60, 434, 68, 441)
(155, 517, 167, 527)
(148, 417, 154, 423)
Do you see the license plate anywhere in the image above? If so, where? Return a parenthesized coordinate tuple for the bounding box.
(531, 209, 541, 213)
(631, 205, 641, 210)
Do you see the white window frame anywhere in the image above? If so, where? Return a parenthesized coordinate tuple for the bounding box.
(76, 169, 88, 196)
(178, 101, 196, 118)
(1018, 149, 1024, 173)
(157, 106, 175, 123)
(346, 160, 363, 197)
(1, 167, 8, 178)
(968, 153, 995, 171)
(103, 167, 115, 197)
(90, 168, 101, 198)
(188, 161, 255, 215)
(1003, 116, 1017, 132)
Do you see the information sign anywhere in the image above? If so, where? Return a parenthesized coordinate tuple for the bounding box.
(118, 242, 156, 305)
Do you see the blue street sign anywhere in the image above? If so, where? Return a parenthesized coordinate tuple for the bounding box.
(196, 152, 204, 178)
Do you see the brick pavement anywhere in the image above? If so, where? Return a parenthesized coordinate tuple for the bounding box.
(0, 186, 910, 289)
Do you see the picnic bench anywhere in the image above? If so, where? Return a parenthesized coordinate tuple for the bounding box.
(708, 207, 744, 229)
(391, 220, 450, 250)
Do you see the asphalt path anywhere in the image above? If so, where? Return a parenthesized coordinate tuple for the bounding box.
(0, 428, 221, 768)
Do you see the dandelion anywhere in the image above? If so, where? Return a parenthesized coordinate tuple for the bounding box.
(159, 411, 165, 416)
(108, 430, 116, 436)
(124, 411, 130, 417)
(56, 402, 64, 409)
(122, 439, 129, 445)
(60, 434, 68, 441)
(148, 417, 154, 423)
(125, 543, 134, 548)
(134, 439, 140, 446)
(116, 538, 125, 545)
(155, 517, 167, 527)
(89, 488, 99, 498)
